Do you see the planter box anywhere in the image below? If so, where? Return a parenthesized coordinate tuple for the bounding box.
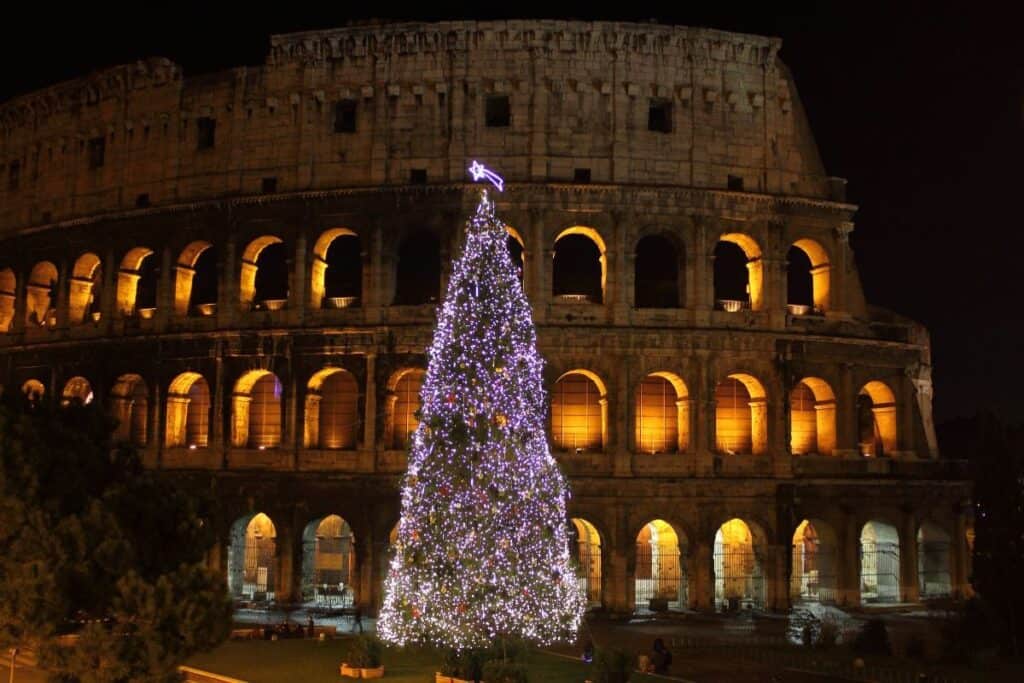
(341, 664, 385, 679)
(435, 674, 479, 683)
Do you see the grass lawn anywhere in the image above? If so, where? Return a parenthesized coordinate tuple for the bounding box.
(186, 638, 660, 683)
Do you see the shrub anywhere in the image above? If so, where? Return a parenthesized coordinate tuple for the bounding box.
(440, 648, 485, 681)
(592, 647, 631, 683)
(815, 616, 841, 649)
(853, 619, 892, 656)
(481, 659, 528, 683)
(347, 635, 382, 668)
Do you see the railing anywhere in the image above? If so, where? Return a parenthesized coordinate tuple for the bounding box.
(716, 298, 749, 312)
(323, 296, 359, 309)
(553, 293, 594, 304)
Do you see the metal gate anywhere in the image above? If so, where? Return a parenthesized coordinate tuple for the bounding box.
(571, 538, 602, 607)
(243, 534, 275, 600)
(635, 542, 686, 612)
(313, 534, 354, 607)
(918, 541, 952, 598)
(791, 542, 837, 603)
(860, 541, 900, 603)
(714, 549, 765, 610)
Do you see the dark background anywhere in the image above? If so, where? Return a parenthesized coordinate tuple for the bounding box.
(2, 3, 1020, 427)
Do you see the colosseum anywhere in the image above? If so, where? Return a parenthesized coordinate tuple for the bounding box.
(0, 19, 971, 616)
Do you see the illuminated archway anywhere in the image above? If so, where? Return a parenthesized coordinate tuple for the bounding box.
(858, 381, 897, 456)
(232, 370, 282, 448)
(110, 374, 148, 446)
(393, 231, 440, 305)
(791, 519, 838, 603)
(240, 236, 286, 309)
(68, 253, 102, 324)
(918, 521, 952, 598)
(553, 227, 606, 304)
(304, 367, 359, 449)
(635, 372, 689, 453)
(635, 234, 683, 308)
(228, 513, 277, 600)
(715, 373, 767, 455)
(551, 370, 607, 452)
(25, 261, 58, 327)
(789, 238, 830, 313)
(0, 268, 15, 332)
(569, 518, 602, 607)
(61, 376, 94, 407)
(311, 229, 361, 309)
(389, 368, 425, 449)
(635, 519, 686, 612)
(714, 233, 763, 311)
(301, 514, 356, 606)
(506, 226, 525, 283)
(789, 377, 836, 455)
(165, 372, 211, 448)
(860, 520, 901, 604)
(714, 518, 765, 610)
(116, 247, 157, 317)
(174, 241, 216, 316)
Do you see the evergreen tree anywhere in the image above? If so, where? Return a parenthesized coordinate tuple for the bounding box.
(378, 182, 584, 650)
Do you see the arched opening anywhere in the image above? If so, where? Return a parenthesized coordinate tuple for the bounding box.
(22, 379, 45, 403)
(635, 519, 686, 612)
(506, 227, 525, 284)
(240, 236, 287, 310)
(110, 374, 148, 446)
(789, 239, 830, 313)
(304, 368, 359, 449)
(714, 234, 763, 311)
(166, 372, 210, 448)
(790, 519, 838, 603)
(860, 520, 901, 604)
(789, 377, 836, 455)
(0, 268, 15, 332)
(25, 261, 58, 327)
(61, 376, 94, 407)
(635, 372, 689, 454)
(393, 230, 440, 305)
(918, 521, 952, 599)
(391, 369, 425, 449)
(232, 370, 282, 449)
(301, 515, 356, 607)
(553, 228, 604, 304)
(634, 234, 682, 308)
(68, 253, 102, 324)
(228, 513, 277, 601)
(714, 518, 765, 611)
(311, 229, 362, 309)
(551, 370, 606, 452)
(175, 241, 217, 316)
(715, 373, 768, 455)
(116, 247, 157, 317)
(569, 518, 602, 608)
(858, 381, 897, 457)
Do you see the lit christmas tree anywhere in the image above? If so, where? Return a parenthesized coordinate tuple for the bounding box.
(378, 163, 584, 650)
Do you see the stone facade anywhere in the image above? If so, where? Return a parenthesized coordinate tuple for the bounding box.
(0, 20, 970, 615)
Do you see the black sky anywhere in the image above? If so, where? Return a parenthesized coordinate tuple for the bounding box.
(2, 2, 1020, 425)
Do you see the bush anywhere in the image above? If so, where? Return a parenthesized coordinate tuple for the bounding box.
(853, 619, 892, 656)
(440, 648, 485, 681)
(481, 659, 528, 683)
(347, 635, 382, 668)
(593, 647, 631, 683)
(816, 616, 841, 649)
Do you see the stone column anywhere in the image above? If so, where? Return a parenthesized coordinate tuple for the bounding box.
(99, 247, 116, 326)
(837, 514, 860, 607)
(690, 540, 714, 611)
(275, 523, 295, 603)
(155, 245, 172, 329)
(836, 364, 857, 457)
(901, 514, 920, 603)
(53, 257, 69, 330)
(366, 224, 383, 324)
(767, 543, 791, 611)
(605, 507, 630, 614)
(212, 346, 226, 459)
(219, 237, 237, 326)
(363, 353, 377, 451)
(291, 233, 307, 325)
(528, 210, 546, 324)
(611, 211, 631, 325)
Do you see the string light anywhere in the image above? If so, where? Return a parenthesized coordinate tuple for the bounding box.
(377, 178, 584, 650)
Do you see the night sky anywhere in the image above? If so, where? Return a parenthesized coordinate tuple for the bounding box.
(1, 3, 1020, 425)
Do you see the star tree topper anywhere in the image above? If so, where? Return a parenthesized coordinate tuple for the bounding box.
(468, 160, 504, 192)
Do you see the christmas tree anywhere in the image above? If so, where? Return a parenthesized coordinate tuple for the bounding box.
(378, 165, 584, 650)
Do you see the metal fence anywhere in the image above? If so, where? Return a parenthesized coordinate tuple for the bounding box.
(714, 549, 765, 610)
(635, 542, 687, 611)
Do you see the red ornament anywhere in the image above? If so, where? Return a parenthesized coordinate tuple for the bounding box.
(439, 484, 451, 496)
(446, 393, 456, 404)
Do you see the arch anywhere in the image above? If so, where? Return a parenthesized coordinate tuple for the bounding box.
(25, 261, 58, 327)
(917, 521, 952, 598)
(860, 520, 901, 604)
(227, 513, 277, 600)
(635, 519, 687, 612)
(232, 370, 282, 448)
(304, 367, 359, 449)
(506, 226, 525, 283)
(110, 374, 148, 446)
(393, 230, 441, 305)
(635, 372, 689, 454)
(174, 241, 216, 316)
(714, 518, 765, 610)
(790, 519, 838, 603)
(715, 373, 768, 455)
(551, 370, 607, 452)
(858, 381, 898, 456)
(634, 234, 683, 308)
(553, 227, 605, 304)
(714, 233, 763, 311)
(390, 368, 425, 449)
(311, 228, 362, 309)
(301, 514, 357, 606)
(116, 247, 157, 316)
(569, 518, 602, 608)
(790, 238, 831, 313)
(68, 253, 102, 324)
(61, 376, 94, 406)
(240, 236, 286, 308)
(22, 379, 45, 402)
(166, 372, 211, 448)
(0, 268, 15, 332)
(790, 377, 837, 455)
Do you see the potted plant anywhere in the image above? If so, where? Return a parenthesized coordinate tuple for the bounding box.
(341, 635, 384, 678)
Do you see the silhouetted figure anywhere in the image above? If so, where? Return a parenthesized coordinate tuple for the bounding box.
(649, 638, 672, 674)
